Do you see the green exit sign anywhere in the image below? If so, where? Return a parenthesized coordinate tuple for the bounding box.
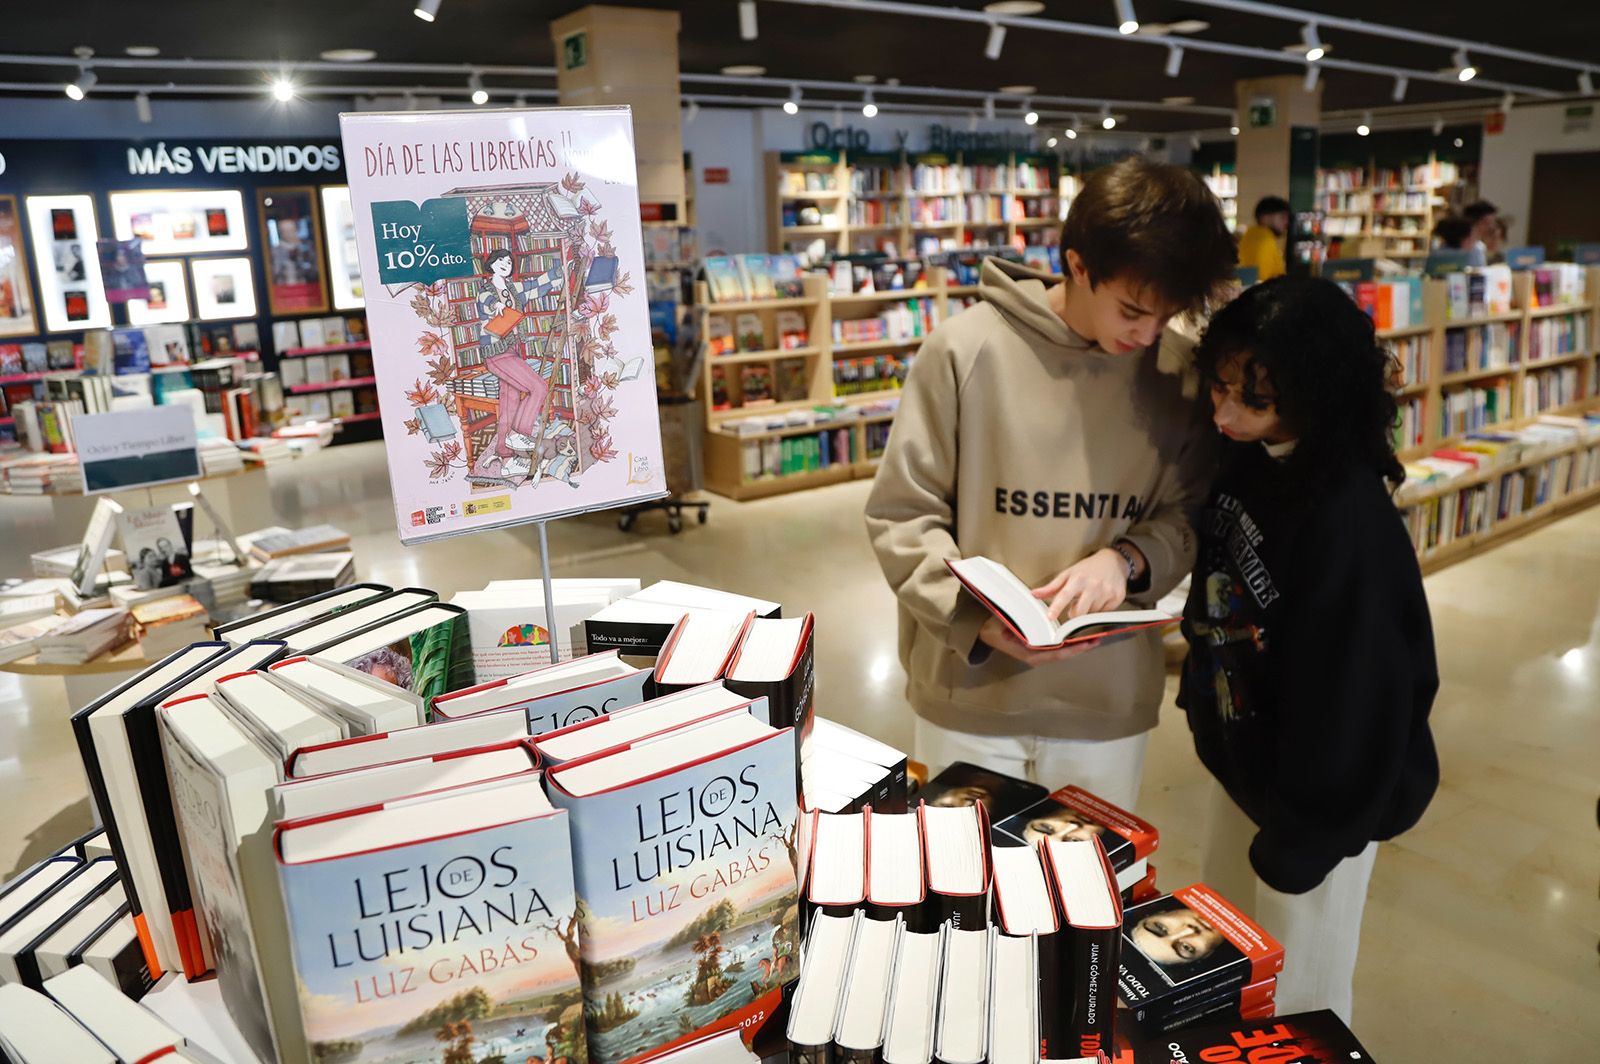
(562, 31, 588, 72)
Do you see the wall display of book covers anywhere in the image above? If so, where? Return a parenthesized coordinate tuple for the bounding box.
(0, 194, 39, 337)
(319, 184, 365, 310)
(125, 259, 192, 327)
(24, 194, 112, 332)
(257, 186, 329, 315)
(190, 256, 258, 321)
(108, 189, 248, 256)
(339, 105, 668, 544)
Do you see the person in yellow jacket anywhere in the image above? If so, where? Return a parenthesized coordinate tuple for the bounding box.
(1237, 196, 1290, 281)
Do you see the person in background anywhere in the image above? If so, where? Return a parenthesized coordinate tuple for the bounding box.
(1463, 200, 1500, 266)
(1236, 196, 1291, 281)
(1179, 277, 1439, 1024)
(865, 156, 1235, 810)
(1431, 215, 1476, 255)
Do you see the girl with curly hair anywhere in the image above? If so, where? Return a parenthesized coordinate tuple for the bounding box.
(1177, 276, 1439, 1024)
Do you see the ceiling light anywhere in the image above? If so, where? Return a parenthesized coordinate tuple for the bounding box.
(985, 22, 1007, 60)
(968, 111, 979, 131)
(862, 90, 878, 118)
(64, 68, 96, 101)
(1115, 0, 1138, 35)
(1454, 48, 1476, 81)
(1301, 22, 1323, 62)
(1454, 137, 1464, 147)
(414, 0, 443, 22)
(321, 48, 377, 62)
(1023, 98, 1038, 125)
(1393, 74, 1408, 102)
(1100, 104, 1116, 130)
(1357, 111, 1371, 136)
(721, 64, 766, 76)
(468, 72, 488, 105)
(271, 77, 296, 102)
(135, 92, 152, 123)
(886, 77, 901, 87)
(1047, 136, 1058, 147)
(1065, 126, 1078, 139)
(1303, 62, 1320, 91)
(1190, 133, 1201, 150)
(854, 74, 877, 84)
(1501, 91, 1515, 111)
(999, 84, 1036, 96)
(1163, 95, 1195, 105)
(984, 96, 996, 120)
(1432, 115, 1444, 135)
(687, 98, 700, 122)
(1229, 114, 1240, 135)
(739, 0, 758, 41)
(1581, 71, 1595, 95)
(783, 84, 800, 114)
(1165, 44, 1183, 77)
(125, 45, 160, 57)
(983, 1, 1045, 14)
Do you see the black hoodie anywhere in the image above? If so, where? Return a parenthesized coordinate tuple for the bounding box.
(1178, 443, 1439, 894)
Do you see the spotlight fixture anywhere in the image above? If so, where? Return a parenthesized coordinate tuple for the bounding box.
(1454, 137, 1464, 147)
(968, 111, 979, 132)
(1165, 45, 1183, 78)
(1432, 115, 1444, 135)
(985, 22, 1007, 60)
(64, 68, 96, 101)
(1501, 91, 1515, 112)
(413, 0, 443, 23)
(1065, 127, 1078, 139)
(271, 77, 296, 102)
(862, 90, 877, 118)
(1114, 0, 1138, 35)
(135, 92, 152, 123)
(983, 1, 1044, 13)
(1357, 111, 1371, 136)
(1064, 117, 1079, 140)
(1301, 22, 1323, 62)
(1303, 62, 1320, 91)
(687, 98, 700, 122)
(739, 1, 758, 41)
(1100, 104, 1116, 130)
(783, 84, 800, 114)
(1454, 48, 1476, 81)
(1023, 98, 1038, 125)
(1581, 70, 1595, 95)
(984, 96, 996, 120)
(1047, 136, 1058, 147)
(1189, 133, 1201, 150)
(468, 72, 488, 105)
(1392, 75, 1408, 102)
(1229, 113, 1240, 135)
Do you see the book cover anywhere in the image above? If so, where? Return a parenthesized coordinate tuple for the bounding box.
(1125, 1010, 1369, 1064)
(68, 909, 156, 1001)
(992, 785, 1159, 873)
(115, 506, 193, 592)
(338, 108, 667, 545)
(545, 730, 801, 1064)
(1117, 885, 1284, 1017)
(307, 602, 474, 703)
(70, 498, 122, 597)
(704, 257, 747, 303)
(275, 787, 588, 1064)
(433, 655, 650, 734)
(450, 588, 613, 680)
(917, 761, 1046, 823)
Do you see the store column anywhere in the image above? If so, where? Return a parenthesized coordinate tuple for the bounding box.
(1234, 75, 1322, 275)
(549, 5, 686, 220)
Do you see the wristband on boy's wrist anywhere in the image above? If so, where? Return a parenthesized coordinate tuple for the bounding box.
(1109, 540, 1140, 584)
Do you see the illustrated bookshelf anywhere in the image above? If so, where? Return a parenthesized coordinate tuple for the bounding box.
(696, 269, 980, 500)
(1390, 266, 1600, 573)
(769, 151, 1063, 260)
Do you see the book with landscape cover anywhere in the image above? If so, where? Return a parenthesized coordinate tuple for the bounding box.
(304, 601, 473, 702)
(946, 556, 1170, 650)
(274, 773, 588, 1064)
(431, 650, 650, 733)
(544, 714, 801, 1064)
(1117, 885, 1285, 1020)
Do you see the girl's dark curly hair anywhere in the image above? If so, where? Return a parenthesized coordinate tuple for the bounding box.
(1195, 276, 1404, 492)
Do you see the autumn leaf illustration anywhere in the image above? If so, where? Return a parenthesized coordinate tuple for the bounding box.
(613, 272, 634, 298)
(405, 379, 438, 407)
(577, 197, 601, 217)
(426, 450, 454, 479)
(440, 439, 463, 462)
(600, 371, 621, 390)
(591, 394, 617, 422)
(588, 433, 617, 463)
(417, 331, 449, 358)
(410, 292, 434, 318)
(561, 173, 586, 195)
(426, 355, 454, 386)
(404, 416, 421, 436)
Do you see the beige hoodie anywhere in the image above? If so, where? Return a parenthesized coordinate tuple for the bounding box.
(864, 259, 1212, 740)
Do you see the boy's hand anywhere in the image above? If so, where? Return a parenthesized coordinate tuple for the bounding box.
(978, 615, 1101, 667)
(1033, 548, 1129, 620)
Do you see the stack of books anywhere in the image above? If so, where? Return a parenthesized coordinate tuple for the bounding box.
(186, 561, 256, 613)
(248, 551, 355, 603)
(0, 965, 222, 1063)
(30, 545, 127, 581)
(129, 596, 209, 659)
(240, 524, 351, 563)
(0, 615, 70, 665)
(236, 437, 291, 466)
(449, 576, 640, 678)
(33, 608, 130, 664)
(195, 437, 244, 477)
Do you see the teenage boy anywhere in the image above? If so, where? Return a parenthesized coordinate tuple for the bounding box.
(865, 156, 1236, 808)
(1237, 195, 1290, 281)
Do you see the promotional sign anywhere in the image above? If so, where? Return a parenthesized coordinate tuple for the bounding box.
(339, 106, 667, 544)
(73, 405, 200, 494)
(1504, 245, 1546, 270)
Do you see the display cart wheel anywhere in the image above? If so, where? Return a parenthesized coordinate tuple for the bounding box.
(617, 511, 637, 531)
(668, 513, 684, 534)
(697, 506, 708, 524)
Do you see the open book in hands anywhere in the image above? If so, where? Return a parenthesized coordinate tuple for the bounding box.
(946, 555, 1172, 651)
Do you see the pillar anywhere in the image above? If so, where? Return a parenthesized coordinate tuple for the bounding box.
(549, 5, 686, 218)
(1233, 74, 1322, 246)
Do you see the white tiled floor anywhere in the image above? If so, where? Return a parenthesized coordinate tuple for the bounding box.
(2, 440, 1597, 1060)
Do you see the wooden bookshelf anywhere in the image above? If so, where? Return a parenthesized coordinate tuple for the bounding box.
(696, 269, 981, 500)
(767, 151, 1064, 259)
(1316, 154, 1468, 258)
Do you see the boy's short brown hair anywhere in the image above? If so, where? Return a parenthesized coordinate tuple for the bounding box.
(1061, 155, 1237, 315)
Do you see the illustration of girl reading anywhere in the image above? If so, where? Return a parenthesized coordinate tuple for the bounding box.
(475, 247, 566, 482)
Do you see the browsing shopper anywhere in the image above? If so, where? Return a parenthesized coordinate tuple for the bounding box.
(864, 156, 1237, 808)
(1236, 195, 1291, 281)
(1179, 276, 1440, 1024)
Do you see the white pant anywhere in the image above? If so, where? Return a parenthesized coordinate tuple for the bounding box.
(913, 717, 1149, 811)
(1202, 782, 1378, 1026)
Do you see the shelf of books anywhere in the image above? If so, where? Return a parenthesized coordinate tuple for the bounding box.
(1317, 155, 1467, 259)
(769, 150, 1064, 261)
(1388, 264, 1600, 572)
(1201, 165, 1238, 233)
(698, 256, 990, 500)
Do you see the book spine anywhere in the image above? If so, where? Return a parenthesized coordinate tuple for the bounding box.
(1068, 924, 1119, 1061)
(1034, 929, 1071, 1060)
(103, 923, 158, 1000)
(126, 698, 209, 979)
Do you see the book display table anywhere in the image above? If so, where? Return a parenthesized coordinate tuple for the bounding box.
(0, 639, 153, 708)
(37, 466, 275, 543)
